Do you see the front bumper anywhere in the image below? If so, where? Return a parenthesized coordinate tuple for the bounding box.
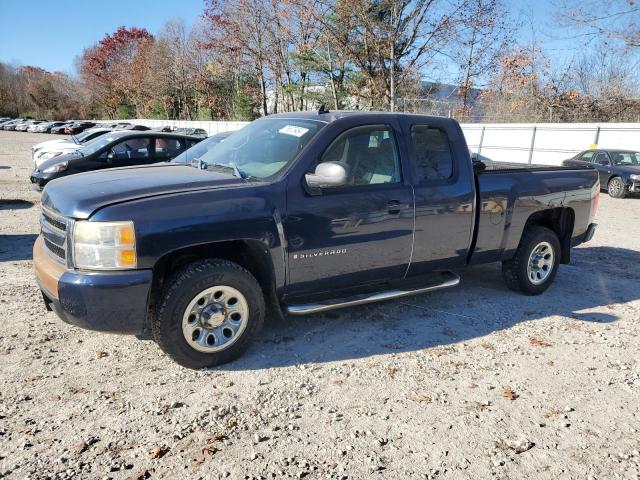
(30, 171, 52, 189)
(630, 181, 640, 193)
(34, 236, 153, 335)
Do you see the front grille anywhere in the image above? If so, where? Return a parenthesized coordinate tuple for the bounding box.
(44, 237, 66, 259)
(40, 207, 71, 264)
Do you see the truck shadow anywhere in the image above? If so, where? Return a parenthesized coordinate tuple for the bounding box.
(0, 234, 38, 261)
(227, 245, 639, 371)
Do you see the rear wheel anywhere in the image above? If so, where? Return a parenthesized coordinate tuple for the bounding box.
(152, 259, 265, 368)
(502, 226, 560, 295)
(608, 176, 626, 198)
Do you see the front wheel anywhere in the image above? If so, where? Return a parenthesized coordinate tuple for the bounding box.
(152, 259, 265, 368)
(502, 226, 560, 295)
(608, 177, 627, 198)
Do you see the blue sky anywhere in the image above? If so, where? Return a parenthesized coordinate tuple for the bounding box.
(0, 0, 205, 74)
(0, 0, 583, 79)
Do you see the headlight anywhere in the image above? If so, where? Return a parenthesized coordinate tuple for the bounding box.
(42, 151, 63, 161)
(73, 221, 137, 270)
(630, 174, 640, 181)
(43, 161, 68, 173)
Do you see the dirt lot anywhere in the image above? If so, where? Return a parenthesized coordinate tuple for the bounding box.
(0, 130, 639, 480)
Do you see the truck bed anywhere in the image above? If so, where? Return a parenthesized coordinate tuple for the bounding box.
(482, 160, 593, 173)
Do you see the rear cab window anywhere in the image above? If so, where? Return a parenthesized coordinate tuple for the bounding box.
(409, 125, 454, 183)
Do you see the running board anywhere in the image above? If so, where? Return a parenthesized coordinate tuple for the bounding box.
(286, 271, 460, 315)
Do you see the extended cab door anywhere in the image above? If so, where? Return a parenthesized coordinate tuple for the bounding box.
(284, 121, 414, 298)
(401, 118, 475, 275)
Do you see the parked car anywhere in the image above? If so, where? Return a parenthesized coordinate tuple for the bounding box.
(35, 121, 67, 133)
(26, 121, 47, 132)
(64, 121, 96, 135)
(3, 119, 28, 130)
(2, 119, 23, 130)
(97, 121, 130, 129)
(152, 126, 173, 132)
(171, 130, 237, 166)
(0, 117, 11, 124)
(31, 131, 201, 189)
(0, 118, 17, 128)
(120, 124, 151, 131)
(32, 128, 113, 167)
(16, 120, 43, 132)
(562, 149, 640, 198)
(173, 127, 208, 139)
(33, 112, 599, 368)
(51, 121, 76, 134)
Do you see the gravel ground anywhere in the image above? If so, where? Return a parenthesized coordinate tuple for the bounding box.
(0, 130, 639, 480)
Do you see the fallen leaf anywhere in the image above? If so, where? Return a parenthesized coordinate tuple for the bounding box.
(543, 409, 561, 419)
(468, 383, 478, 389)
(149, 446, 169, 459)
(387, 367, 398, 378)
(126, 468, 154, 480)
(409, 392, 432, 403)
(480, 343, 495, 350)
(529, 337, 551, 347)
(202, 446, 219, 456)
(95, 351, 109, 358)
(502, 387, 518, 400)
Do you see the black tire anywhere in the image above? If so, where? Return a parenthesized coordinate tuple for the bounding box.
(502, 226, 561, 295)
(608, 176, 627, 198)
(152, 259, 265, 369)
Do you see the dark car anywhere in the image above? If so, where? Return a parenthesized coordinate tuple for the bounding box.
(64, 121, 96, 135)
(31, 131, 201, 189)
(171, 130, 236, 165)
(33, 112, 599, 368)
(563, 149, 640, 198)
(120, 124, 151, 131)
(51, 121, 75, 134)
(173, 127, 208, 139)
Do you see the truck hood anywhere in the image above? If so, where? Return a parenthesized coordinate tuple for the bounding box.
(42, 163, 247, 219)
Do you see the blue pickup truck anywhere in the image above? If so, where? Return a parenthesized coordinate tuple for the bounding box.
(34, 111, 599, 368)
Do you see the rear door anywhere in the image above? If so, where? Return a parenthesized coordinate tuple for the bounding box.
(401, 119, 475, 275)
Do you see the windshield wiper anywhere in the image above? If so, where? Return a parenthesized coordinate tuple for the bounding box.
(71, 135, 79, 144)
(206, 161, 247, 179)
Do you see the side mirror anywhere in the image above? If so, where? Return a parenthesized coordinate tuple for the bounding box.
(305, 161, 351, 194)
(597, 159, 609, 166)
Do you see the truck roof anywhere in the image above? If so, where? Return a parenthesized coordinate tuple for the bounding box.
(267, 110, 457, 125)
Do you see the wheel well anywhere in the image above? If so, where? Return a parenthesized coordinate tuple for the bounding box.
(524, 207, 574, 264)
(152, 240, 276, 300)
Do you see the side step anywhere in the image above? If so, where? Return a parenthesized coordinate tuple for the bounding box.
(286, 271, 460, 315)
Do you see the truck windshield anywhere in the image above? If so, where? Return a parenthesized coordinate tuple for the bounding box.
(195, 118, 324, 179)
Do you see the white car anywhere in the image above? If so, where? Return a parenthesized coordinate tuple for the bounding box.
(32, 127, 112, 167)
(26, 121, 46, 133)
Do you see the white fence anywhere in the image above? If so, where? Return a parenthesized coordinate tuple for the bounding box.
(125, 119, 640, 167)
(461, 123, 640, 166)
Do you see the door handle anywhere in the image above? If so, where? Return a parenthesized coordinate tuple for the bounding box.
(387, 200, 409, 214)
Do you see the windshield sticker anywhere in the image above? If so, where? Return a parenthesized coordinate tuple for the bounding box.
(279, 125, 309, 137)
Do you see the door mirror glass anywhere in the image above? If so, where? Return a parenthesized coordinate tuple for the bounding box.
(305, 161, 352, 192)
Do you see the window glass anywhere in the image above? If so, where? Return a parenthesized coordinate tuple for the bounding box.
(155, 138, 185, 159)
(610, 151, 640, 166)
(593, 153, 609, 165)
(410, 125, 453, 181)
(320, 125, 401, 186)
(579, 151, 595, 161)
(110, 137, 150, 160)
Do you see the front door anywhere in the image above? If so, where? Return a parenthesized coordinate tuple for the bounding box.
(284, 124, 414, 298)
